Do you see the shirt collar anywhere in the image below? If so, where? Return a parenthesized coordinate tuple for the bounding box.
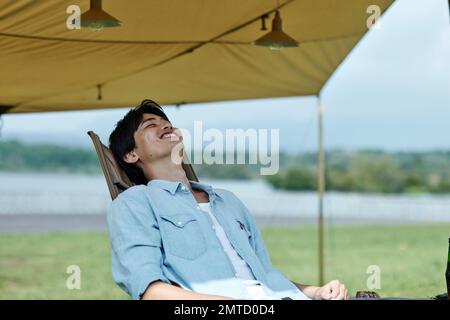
(147, 179, 180, 194)
(147, 179, 222, 200)
(189, 180, 223, 201)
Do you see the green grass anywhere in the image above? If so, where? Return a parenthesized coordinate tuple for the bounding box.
(0, 224, 448, 299)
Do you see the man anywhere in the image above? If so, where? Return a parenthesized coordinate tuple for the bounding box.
(107, 99, 349, 300)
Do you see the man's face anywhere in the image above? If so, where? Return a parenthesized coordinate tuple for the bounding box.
(130, 113, 182, 165)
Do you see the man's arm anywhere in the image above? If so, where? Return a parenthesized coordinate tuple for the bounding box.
(229, 191, 349, 300)
(244, 212, 349, 300)
(291, 281, 320, 299)
(141, 281, 234, 300)
(108, 191, 235, 300)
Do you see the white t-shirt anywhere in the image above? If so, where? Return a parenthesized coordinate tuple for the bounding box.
(198, 202, 255, 280)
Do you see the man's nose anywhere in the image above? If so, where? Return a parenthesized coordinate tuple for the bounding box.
(162, 122, 172, 130)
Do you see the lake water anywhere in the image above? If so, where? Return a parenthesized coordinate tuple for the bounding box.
(1, 172, 450, 225)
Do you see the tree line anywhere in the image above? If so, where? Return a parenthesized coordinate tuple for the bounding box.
(1, 140, 449, 194)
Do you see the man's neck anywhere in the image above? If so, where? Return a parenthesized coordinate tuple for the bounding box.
(141, 157, 191, 191)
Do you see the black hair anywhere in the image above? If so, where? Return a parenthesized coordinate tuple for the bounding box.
(109, 99, 169, 185)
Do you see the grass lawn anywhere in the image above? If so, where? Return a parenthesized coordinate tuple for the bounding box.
(0, 224, 448, 299)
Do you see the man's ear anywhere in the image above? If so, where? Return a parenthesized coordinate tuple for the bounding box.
(123, 150, 139, 164)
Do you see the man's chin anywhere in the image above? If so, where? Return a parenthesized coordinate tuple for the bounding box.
(168, 142, 185, 165)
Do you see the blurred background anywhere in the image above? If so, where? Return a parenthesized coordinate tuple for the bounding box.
(0, 0, 449, 299)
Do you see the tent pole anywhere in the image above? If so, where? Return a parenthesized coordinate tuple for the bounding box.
(317, 95, 325, 286)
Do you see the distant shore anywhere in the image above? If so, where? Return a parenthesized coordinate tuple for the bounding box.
(0, 213, 446, 233)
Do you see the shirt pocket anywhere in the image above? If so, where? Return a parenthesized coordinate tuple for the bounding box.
(235, 218, 253, 244)
(159, 213, 207, 260)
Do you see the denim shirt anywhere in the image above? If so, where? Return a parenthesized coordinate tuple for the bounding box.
(107, 179, 309, 300)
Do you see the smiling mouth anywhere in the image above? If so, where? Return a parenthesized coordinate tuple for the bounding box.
(160, 132, 179, 140)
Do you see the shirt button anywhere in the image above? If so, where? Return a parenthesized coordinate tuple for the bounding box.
(235, 273, 239, 277)
(177, 221, 182, 226)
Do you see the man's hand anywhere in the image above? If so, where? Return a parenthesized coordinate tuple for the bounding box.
(293, 279, 350, 300)
(312, 280, 349, 300)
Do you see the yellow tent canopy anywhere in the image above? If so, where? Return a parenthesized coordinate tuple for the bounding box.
(0, 0, 393, 114)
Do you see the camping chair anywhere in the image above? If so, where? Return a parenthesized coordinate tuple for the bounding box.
(87, 131, 198, 200)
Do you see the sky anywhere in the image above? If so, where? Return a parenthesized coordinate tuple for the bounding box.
(1, 0, 449, 153)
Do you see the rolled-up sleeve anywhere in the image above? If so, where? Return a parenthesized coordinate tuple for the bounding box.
(107, 192, 170, 300)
